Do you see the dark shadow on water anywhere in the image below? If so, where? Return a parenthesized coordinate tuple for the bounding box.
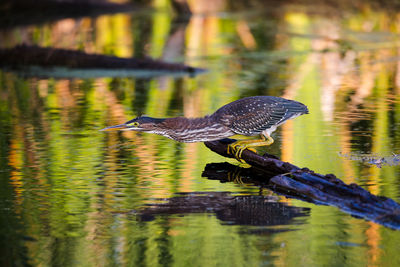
(139, 191, 309, 228)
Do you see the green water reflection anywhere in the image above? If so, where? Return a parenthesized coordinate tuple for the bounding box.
(2, 0, 400, 266)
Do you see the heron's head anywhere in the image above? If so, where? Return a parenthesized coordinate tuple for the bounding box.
(101, 116, 166, 132)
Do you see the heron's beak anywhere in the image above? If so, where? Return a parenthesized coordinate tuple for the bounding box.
(100, 124, 128, 131)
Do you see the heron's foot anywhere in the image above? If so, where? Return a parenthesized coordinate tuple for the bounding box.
(227, 135, 275, 163)
(227, 141, 257, 162)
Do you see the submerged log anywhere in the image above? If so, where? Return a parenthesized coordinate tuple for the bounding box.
(204, 139, 400, 230)
(0, 45, 205, 78)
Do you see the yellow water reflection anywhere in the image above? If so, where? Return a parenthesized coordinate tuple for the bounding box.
(2, 1, 400, 266)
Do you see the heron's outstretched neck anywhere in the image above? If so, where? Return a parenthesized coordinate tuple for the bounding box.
(161, 116, 234, 142)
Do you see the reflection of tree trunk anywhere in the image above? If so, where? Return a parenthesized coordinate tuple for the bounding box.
(171, 0, 192, 17)
(158, 21, 189, 91)
(131, 14, 153, 58)
(349, 52, 376, 109)
(162, 23, 188, 63)
(236, 20, 257, 50)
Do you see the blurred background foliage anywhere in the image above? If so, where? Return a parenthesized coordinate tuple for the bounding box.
(1, 0, 400, 266)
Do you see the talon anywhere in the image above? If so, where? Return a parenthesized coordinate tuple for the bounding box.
(227, 143, 245, 162)
(226, 135, 275, 163)
(227, 143, 253, 163)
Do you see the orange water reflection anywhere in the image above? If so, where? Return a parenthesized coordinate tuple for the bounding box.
(2, 1, 400, 266)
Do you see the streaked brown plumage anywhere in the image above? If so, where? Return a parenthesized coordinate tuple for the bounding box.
(101, 96, 308, 161)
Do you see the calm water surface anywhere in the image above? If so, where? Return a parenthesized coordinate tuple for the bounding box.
(1, 1, 400, 266)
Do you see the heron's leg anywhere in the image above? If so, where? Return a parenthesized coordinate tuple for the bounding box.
(262, 133, 274, 146)
(227, 134, 275, 162)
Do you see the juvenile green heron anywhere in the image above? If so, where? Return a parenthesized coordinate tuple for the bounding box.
(101, 96, 308, 161)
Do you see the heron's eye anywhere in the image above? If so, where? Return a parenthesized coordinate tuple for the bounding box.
(128, 122, 140, 127)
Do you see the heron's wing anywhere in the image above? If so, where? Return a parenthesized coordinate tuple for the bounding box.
(217, 101, 288, 136)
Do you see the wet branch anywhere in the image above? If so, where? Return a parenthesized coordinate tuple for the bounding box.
(204, 139, 400, 230)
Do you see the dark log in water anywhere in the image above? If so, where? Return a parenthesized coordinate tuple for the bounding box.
(204, 139, 400, 230)
(0, 0, 136, 28)
(0, 45, 204, 78)
(0, 45, 201, 72)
